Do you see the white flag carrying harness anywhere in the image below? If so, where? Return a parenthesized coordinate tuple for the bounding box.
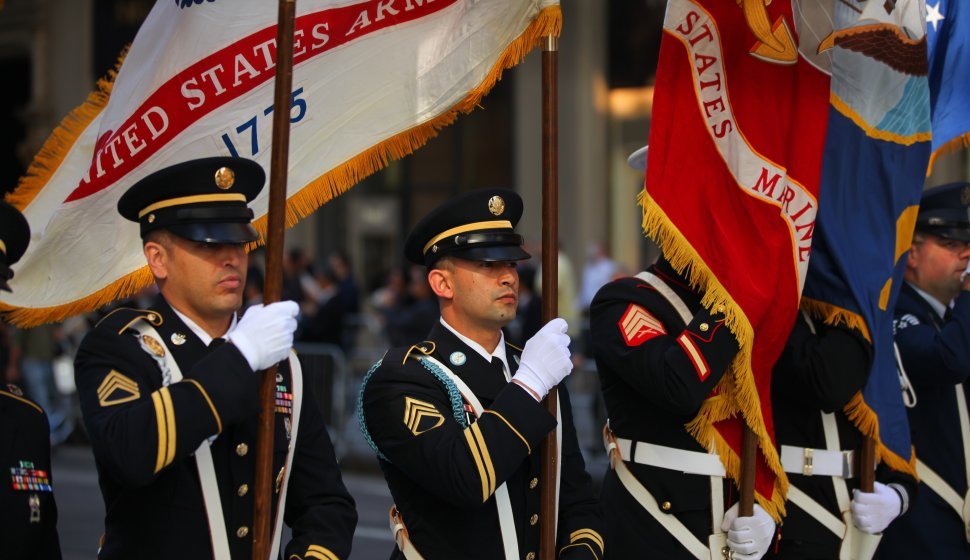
(132, 320, 302, 560)
(599, 271, 728, 560)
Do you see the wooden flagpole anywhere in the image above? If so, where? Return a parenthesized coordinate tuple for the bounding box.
(859, 436, 876, 492)
(738, 425, 757, 516)
(538, 32, 559, 560)
(253, 0, 297, 558)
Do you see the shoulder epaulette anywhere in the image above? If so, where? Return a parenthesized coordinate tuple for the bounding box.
(402, 340, 436, 364)
(0, 385, 43, 414)
(95, 307, 164, 334)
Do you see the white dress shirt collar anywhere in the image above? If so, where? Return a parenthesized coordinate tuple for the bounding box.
(439, 318, 511, 381)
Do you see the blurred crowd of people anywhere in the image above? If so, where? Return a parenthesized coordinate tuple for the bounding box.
(0, 240, 627, 450)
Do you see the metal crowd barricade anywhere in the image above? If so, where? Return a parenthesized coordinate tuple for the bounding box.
(294, 342, 350, 457)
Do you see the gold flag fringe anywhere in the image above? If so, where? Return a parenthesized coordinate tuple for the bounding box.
(639, 189, 789, 521)
(1, 8, 561, 328)
(926, 132, 970, 177)
(800, 303, 920, 478)
(844, 392, 919, 477)
(6, 47, 128, 210)
(0, 266, 155, 327)
(800, 297, 872, 342)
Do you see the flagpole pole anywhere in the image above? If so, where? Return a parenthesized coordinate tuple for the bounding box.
(739, 425, 757, 516)
(253, 1, 297, 558)
(539, 32, 559, 560)
(859, 436, 876, 492)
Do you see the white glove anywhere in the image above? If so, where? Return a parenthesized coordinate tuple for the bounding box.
(511, 318, 572, 401)
(851, 482, 903, 534)
(227, 301, 299, 371)
(720, 503, 776, 560)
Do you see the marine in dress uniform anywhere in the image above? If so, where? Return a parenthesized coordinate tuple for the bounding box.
(881, 182, 970, 559)
(358, 189, 604, 560)
(0, 202, 63, 559)
(769, 314, 915, 559)
(591, 148, 774, 560)
(73, 158, 357, 560)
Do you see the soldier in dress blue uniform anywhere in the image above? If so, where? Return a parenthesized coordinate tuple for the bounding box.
(882, 182, 970, 558)
(73, 158, 357, 560)
(589, 146, 775, 560)
(0, 201, 63, 559)
(358, 189, 604, 559)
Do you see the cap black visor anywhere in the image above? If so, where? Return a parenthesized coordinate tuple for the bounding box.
(168, 222, 260, 244)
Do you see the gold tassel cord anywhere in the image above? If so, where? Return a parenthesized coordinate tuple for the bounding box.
(1, 8, 562, 328)
(639, 189, 789, 521)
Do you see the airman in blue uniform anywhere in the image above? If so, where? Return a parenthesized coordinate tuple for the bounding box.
(882, 182, 970, 558)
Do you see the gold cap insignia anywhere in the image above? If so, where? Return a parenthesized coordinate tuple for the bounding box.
(170, 333, 187, 346)
(488, 196, 505, 216)
(147, 214, 156, 223)
(403, 396, 445, 436)
(141, 335, 166, 358)
(97, 370, 140, 407)
(6, 383, 23, 397)
(214, 167, 235, 190)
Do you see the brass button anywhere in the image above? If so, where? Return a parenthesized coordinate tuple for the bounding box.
(526, 553, 536, 560)
(236, 443, 249, 456)
(661, 501, 672, 511)
(236, 526, 249, 538)
(529, 477, 538, 489)
(237, 484, 249, 497)
(699, 323, 709, 332)
(529, 514, 539, 526)
(716, 305, 726, 313)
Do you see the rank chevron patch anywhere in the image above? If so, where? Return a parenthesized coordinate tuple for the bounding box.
(97, 370, 140, 407)
(403, 396, 445, 436)
(618, 303, 666, 346)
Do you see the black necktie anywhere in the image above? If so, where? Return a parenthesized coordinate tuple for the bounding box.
(944, 307, 953, 322)
(209, 337, 226, 348)
(490, 356, 507, 379)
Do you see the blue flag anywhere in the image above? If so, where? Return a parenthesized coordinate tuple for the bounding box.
(927, 0, 970, 173)
(801, 0, 931, 475)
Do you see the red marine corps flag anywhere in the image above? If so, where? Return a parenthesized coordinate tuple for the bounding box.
(0, 0, 560, 326)
(644, 0, 832, 518)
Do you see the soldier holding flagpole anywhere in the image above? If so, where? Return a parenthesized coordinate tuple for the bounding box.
(590, 147, 776, 560)
(358, 189, 604, 560)
(73, 158, 357, 560)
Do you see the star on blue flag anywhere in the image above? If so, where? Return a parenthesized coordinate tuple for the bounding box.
(927, 0, 970, 173)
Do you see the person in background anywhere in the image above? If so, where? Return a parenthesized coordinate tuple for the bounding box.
(0, 201, 63, 559)
(384, 264, 438, 347)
